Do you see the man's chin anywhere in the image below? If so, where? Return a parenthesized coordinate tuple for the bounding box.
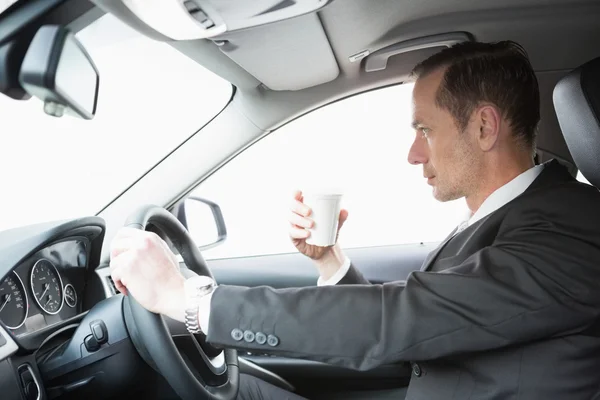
(432, 186, 460, 202)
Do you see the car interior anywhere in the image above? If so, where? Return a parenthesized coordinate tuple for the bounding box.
(1, 0, 600, 399)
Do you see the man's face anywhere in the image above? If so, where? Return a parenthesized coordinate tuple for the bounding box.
(408, 68, 481, 202)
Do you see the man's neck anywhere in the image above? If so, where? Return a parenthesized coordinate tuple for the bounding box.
(465, 155, 535, 215)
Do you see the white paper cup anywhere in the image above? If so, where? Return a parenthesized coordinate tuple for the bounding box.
(303, 193, 343, 247)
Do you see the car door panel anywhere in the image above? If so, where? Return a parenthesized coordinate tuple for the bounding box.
(206, 242, 437, 392)
(207, 242, 437, 287)
(243, 356, 412, 392)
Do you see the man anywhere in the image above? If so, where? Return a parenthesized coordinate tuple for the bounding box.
(110, 41, 600, 399)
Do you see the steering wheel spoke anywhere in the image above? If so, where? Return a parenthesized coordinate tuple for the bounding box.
(172, 334, 227, 385)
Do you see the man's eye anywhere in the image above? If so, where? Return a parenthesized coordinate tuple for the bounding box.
(420, 128, 431, 137)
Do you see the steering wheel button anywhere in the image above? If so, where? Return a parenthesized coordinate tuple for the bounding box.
(243, 330, 255, 343)
(267, 334, 279, 347)
(90, 320, 108, 344)
(255, 332, 267, 345)
(231, 328, 244, 341)
(84, 334, 100, 352)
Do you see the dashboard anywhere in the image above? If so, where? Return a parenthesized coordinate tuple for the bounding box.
(0, 214, 293, 400)
(0, 239, 88, 337)
(0, 217, 157, 400)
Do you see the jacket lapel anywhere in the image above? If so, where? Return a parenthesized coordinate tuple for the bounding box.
(420, 227, 457, 271)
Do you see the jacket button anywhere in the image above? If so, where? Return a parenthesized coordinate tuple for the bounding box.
(411, 362, 422, 377)
(255, 332, 267, 345)
(267, 334, 279, 347)
(231, 329, 243, 341)
(243, 330, 255, 343)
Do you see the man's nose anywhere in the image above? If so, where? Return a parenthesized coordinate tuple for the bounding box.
(408, 135, 428, 165)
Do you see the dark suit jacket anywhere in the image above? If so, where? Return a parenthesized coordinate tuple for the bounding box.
(207, 160, 600, 399)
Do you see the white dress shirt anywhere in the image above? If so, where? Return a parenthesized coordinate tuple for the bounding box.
(464, 164, 544, 228)
(197, 164, 544, 332)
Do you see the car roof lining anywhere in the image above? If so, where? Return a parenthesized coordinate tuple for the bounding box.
(148, 0, 600, 166)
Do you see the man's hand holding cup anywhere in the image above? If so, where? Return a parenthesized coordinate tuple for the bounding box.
(288, 190, 348, 281)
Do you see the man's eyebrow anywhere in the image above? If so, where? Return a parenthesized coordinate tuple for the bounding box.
(411, 120, 422, 129)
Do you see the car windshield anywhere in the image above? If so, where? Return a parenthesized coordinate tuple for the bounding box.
(0, 13, 232, 232)
(0, 0, 21, 15)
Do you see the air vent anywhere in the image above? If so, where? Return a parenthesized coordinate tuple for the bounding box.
(106, 277, 119, 295)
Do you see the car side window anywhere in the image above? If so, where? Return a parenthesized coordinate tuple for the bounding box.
(577, 171, 591, 185)
(191, 84, 466, 260)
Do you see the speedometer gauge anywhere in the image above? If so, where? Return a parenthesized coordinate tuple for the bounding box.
(31, 259, 64, 315)
(0, 272, 28, 329)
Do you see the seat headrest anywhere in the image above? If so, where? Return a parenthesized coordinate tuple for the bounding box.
(553, 57, 600, 188)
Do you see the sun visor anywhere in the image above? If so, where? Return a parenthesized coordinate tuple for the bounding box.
(116, 0, 332, 41)
(212, 13, 339, 91)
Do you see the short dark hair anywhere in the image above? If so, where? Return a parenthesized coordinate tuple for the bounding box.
(411, 41, 540, 149)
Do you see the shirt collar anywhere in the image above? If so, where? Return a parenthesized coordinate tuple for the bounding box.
(464, 164, 544, 227)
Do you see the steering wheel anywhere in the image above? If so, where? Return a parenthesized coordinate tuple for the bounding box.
(122, 205, 239, 400)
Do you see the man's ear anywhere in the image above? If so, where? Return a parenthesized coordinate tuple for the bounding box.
(476, 105, 501, 152)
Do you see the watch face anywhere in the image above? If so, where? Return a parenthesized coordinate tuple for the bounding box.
(185, 275, 216, 297)
(191, 275, 215, 287)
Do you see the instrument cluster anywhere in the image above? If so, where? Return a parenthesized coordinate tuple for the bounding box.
(0, 239, 88, 336)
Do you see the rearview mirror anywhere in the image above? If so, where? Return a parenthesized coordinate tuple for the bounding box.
(19, 25, 99, 120)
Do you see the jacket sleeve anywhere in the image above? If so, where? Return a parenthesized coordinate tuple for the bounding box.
(206, 198, 600, 370)
(337, 264, 370, 285)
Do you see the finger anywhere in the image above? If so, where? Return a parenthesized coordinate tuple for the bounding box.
(115, 282, 128, 295)
(110, 236, 136, 260)
(111, 229, 162, 258)
(291, 199, 311, 217)
(109, 264, 128, 295)
(109, 248, 137, 275)
(289, 226, 310, 239)
(293, 190, 303, 201)
(338, 209, 349, 230)
(109, 250, 139, 293)
(150, 232, 179, 261)
(288, 212, 314, 229)
(156, 238, 181, 267)
(113, 274, 128, 295)
(113, 226, 145, 241)
(154, 234, 172, 254)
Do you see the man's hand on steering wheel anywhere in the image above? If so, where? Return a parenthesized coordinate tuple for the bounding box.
(111, 206, 239, 400)
(110, 227, 187, 322)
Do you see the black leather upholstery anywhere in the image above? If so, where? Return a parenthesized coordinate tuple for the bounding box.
(553, 57, 600, 189)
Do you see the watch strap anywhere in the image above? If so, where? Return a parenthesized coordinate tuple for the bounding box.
(184, 276, 216, 334)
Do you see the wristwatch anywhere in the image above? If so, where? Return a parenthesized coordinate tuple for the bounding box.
(184, 275, 217, 334)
